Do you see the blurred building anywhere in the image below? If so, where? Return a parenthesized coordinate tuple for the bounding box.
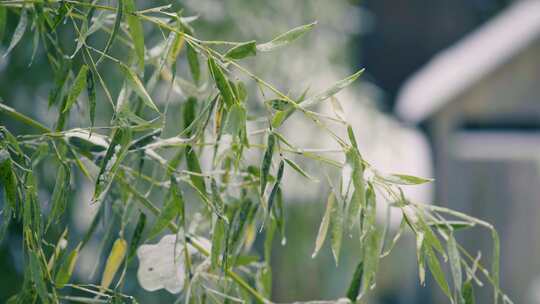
(396, 1, 540, 302)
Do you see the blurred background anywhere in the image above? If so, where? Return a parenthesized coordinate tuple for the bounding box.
(4, 0, 540, 303)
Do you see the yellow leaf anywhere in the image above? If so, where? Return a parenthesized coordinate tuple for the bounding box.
(100, 238, 127, 290)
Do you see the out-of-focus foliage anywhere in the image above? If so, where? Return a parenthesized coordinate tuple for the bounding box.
(0, 1, 511, 304)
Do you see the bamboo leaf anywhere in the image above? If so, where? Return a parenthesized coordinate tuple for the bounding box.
(100, 238, 128, 290)
(425, 245, 452, 300)
(29, 250, 50, 304)
(301, 69, 364, 108)
(267, 160, 285, 215)
(257, 22, 317, 52)
(120, 64, 159, 113)
(148, 178, 183, 239)
(284, 158, 317, 181)
(208, 57, 236, 107)
(48, 163, 70, 225)
(312, 192, 334, 258)
(186, 44, 200, 84)
(224, 103, 246, 137)
(93, 128, 132, 203)
(265, 98, 292, 111)
(362, 227, 381, 293)
(330, 191, 344, 265)
(0, 7, 7, 42)
(3, 8, 27, 57)
(55, 243, 81, 288)
(86, 68, 96, 127)
(463, 281, 475, 304)
(185, 145, 206, 195)
(98, 0, 123, 64)
(225, 41, 257, 59)
(124, 0, 145, 70)
(211, 218, 225, 269)
(0, 149, 17, 211)
(378, 173, 434, 186)
(448, 232, 463, 299)
(128, 212, 146, 262)
(346, 261, 363, 301)
(260, 133, 275, 194)
(63, 65, 89, 113)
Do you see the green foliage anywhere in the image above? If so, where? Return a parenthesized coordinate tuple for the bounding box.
(0, 1, 512, 303)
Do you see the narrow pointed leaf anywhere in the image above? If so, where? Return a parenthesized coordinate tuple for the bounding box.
(257, 22, 317, 52)
(63, 65, 89, 113)
(284, 158, 316, 181)
(379, 173, 434, 185)
(185, 145, 206, 194)
(260, 133, 275, 194)
(100, 238, 127, 290)
(128, 212, 146, 262)
(120, 64, 159, 113)
(301, 69, 364, 108)
(208, 57, 235, 107)
(148, 178, 183, 239)
(4, 8, 27, 57)
(346, 261, 363, 301)
(124, 0, 145, 70)
(186, 44, 200, 84)
(312, 192, 334, 258)
(55, 244, 81, 288)
(225, 40, 257, 59)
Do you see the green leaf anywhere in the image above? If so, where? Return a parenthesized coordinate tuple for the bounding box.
(378, 173, 434, 185)
(362, 227, 381, 293)
(128, 129, 162, 151)
(65, 128, 109, 153)
(346, 261, 363, 301)
(185, 145, 206, 194)
(211, 218, 225, 270)
(312, 191, 334, 258)
(463, 281, 475, 304)
(186, 44, 200, 84)
(425, 245, 452, 300)
(0, 149, 17, 211)
(55, 244, 81, 289)
(93, 128, 132, 203)
(267, 160, 285, 215)
(224, 103, 246, 136)
(225, 40, 257, 59)
(86, 68, 96, 127)
(120, 64, 159, 113)
(346, 149, 364, 231)
(301, 69, 364, 108)
(63, 65, 89, 113)
(427, 220, 474, 230)
(257, 22, 317, 52)
(128, 212, 146, 262)
(29, 250, 49, 304)
(208, 57, 236, 107)
(265, 98, 292, 111)
(0, 7, 7, 42)
(98, 0, 123, 65)
(124, 0, 145, 70)
(3, 8, 27, 57)
(48, 163, 71, 225)
(260, 133, 275, 194)
(330, 190, 344, 265)
(448, 232, 463, 298)
(148, 178, 184, 239)
(284, 158, 316, 181)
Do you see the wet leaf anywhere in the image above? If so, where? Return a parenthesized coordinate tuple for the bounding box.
(378, 173, 433, 185)
(128, 212, 146, 262)
(225, 40, 257, 59)
(98, 0, 123, 64)
(63, 65, 89, 113)
(4, 8, 27, 57)
(346, 261, 363, 301)
(186, 44, 200, 84)
(148, 178, 183, 239)
(284, 158, 316, 181)
(185, 145, 206, 195)
(101, 238, 128, 290)
(257, 22, 317, 52)
(301, 69, 364, 108)
(55, 243, 81, 288)
(208, 57, 236, 107)
(120, 64, 159, 113)
(312, 192, 334, 258)
(124, 0, 145, 70)
(260, 133, 275, 194)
